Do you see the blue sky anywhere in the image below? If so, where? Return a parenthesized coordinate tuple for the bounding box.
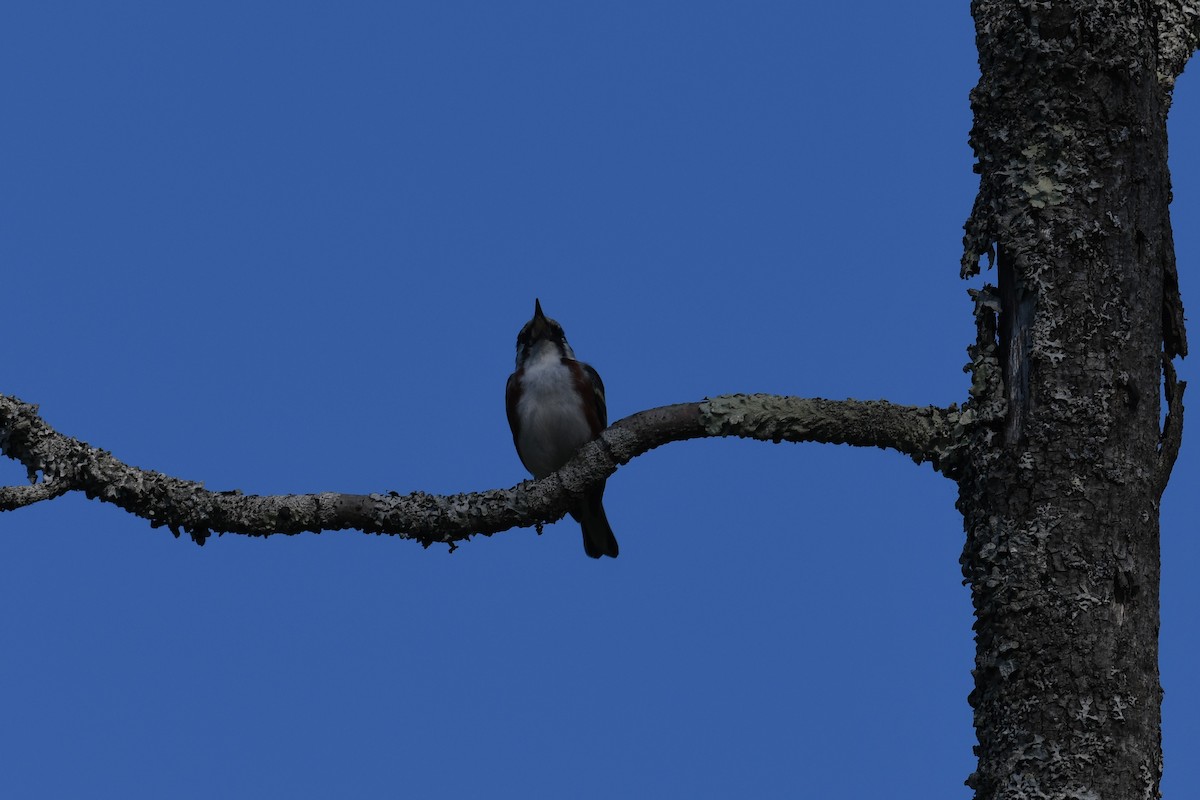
(2, 4, 1196, 797)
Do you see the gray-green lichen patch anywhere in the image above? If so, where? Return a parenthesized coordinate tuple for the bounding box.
(698, 393, 962, 473)
(1024, 174, 1068, 208)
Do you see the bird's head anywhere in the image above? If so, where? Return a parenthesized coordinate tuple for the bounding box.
(515, 299, 574, 367)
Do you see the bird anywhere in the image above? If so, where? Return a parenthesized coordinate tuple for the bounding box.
(506, 299, 618, 558)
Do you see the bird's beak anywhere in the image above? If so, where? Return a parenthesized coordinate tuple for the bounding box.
(528, 298, 552, 338)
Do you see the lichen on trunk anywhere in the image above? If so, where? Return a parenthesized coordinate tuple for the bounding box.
(958, 2, 1188, 797)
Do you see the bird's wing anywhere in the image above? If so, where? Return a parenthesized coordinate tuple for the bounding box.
(580, 362, 607, 429)
(504, 369, 523, 444)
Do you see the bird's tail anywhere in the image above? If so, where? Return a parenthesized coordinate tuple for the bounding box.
(572, 489, 618, 559)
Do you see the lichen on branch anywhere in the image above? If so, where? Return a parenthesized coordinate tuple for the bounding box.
(0, 392, 961, 548)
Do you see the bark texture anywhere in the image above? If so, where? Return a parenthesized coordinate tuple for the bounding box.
(959, 2, 1189, 797)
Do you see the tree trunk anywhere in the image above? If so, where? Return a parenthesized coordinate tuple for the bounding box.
(959, 2, 1188, 797)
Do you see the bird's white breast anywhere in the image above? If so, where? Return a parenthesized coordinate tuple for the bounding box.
(515, 350, 593, 479)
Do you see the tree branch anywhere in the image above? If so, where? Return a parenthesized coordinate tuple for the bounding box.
(1156, 356, 1187, 496)
(1156, 0, 1200, 95)
(1, 392, 963, 548)
(0, 478, 70, 510)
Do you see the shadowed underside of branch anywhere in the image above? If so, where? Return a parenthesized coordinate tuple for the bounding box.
(1155, 0, 1200, 97)
(0, 392, 963, 548)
